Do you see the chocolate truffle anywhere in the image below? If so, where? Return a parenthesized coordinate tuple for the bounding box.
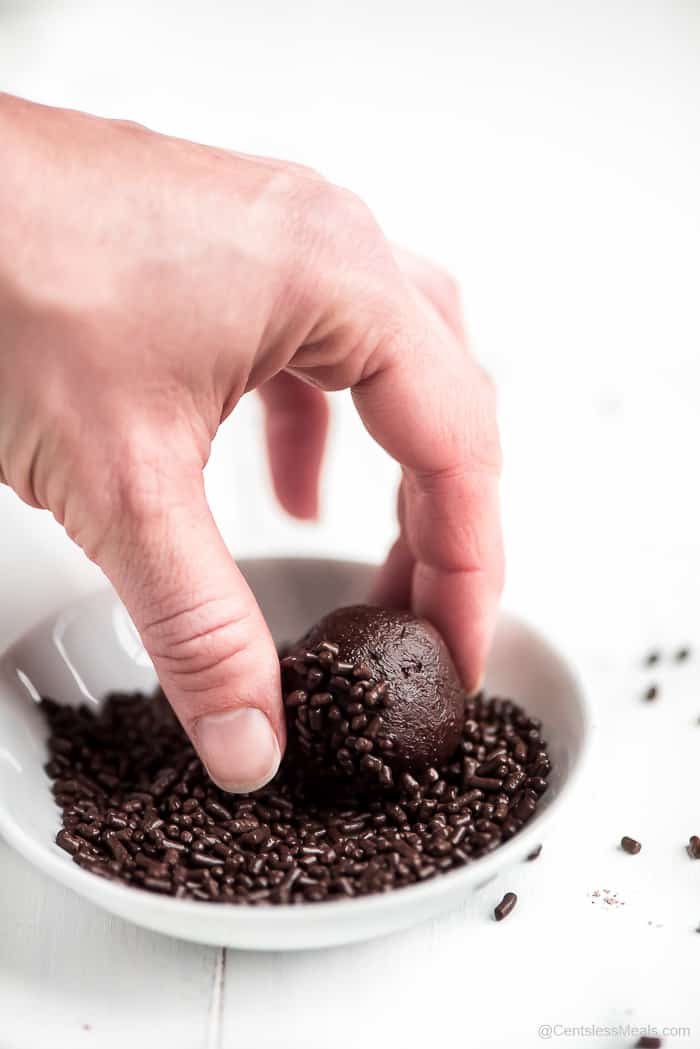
(281, 605, 465, 790)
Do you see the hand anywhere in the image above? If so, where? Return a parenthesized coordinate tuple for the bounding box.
(0, 94, 503, 792)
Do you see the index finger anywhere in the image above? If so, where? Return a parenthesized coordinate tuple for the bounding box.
(353, 290, 504, 692)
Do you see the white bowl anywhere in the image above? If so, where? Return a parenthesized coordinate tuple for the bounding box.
(0, 558, 592, 950)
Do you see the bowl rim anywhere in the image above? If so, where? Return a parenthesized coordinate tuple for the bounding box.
(0, 557, 595, 928)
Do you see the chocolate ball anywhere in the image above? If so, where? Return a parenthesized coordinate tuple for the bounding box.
(281, 605, 465, 790)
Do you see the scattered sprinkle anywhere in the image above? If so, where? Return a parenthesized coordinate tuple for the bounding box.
(494, 891, 517, 921)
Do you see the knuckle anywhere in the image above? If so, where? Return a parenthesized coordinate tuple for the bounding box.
(396, 251, 462, 322)
(470, 430, 502, 480)
(412, 508, 484, 576)
(432, 267, 461, 309)
(281, 158, 325, 183)
(280, 178, 399, 388)
(412, 499, 501, 580)
(143, 597, 257, 695)
(326, 184, 377, 230)
(109, 117, 148, 136)
(295, 178, 391, 270)
(433, 418, 502, 484)
(454, 364, 501, 477)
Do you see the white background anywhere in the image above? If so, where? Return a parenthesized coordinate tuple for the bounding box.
(0, 1, 699, 1046)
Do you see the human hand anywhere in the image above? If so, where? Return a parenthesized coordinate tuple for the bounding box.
(0, 94, 503, 792)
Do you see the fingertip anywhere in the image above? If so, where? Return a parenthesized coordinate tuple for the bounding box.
(193, 706, 282, 794)
(259, 373, 328, 523)
(413, 562, 500, 695)
(278, 484, 320, 522)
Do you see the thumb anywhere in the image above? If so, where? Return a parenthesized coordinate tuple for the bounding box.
(95, 465, 284, 794)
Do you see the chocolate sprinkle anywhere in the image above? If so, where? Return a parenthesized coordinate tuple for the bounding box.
(43, 682, 550, 905)
(621, 836, 642, 855)
(494, 891, 517, 921)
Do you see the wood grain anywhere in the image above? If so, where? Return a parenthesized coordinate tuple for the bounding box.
(0, 840, 217, 1049)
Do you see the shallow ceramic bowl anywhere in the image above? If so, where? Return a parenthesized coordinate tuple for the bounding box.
(0, 558, 592, 950)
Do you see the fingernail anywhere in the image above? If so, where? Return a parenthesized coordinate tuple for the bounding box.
(194, 707, 281, 793)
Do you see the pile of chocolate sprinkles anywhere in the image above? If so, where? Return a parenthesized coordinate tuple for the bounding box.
(43, 685, 550, 905)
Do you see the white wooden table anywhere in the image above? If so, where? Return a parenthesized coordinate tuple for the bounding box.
(1, 2, 698, 1045)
